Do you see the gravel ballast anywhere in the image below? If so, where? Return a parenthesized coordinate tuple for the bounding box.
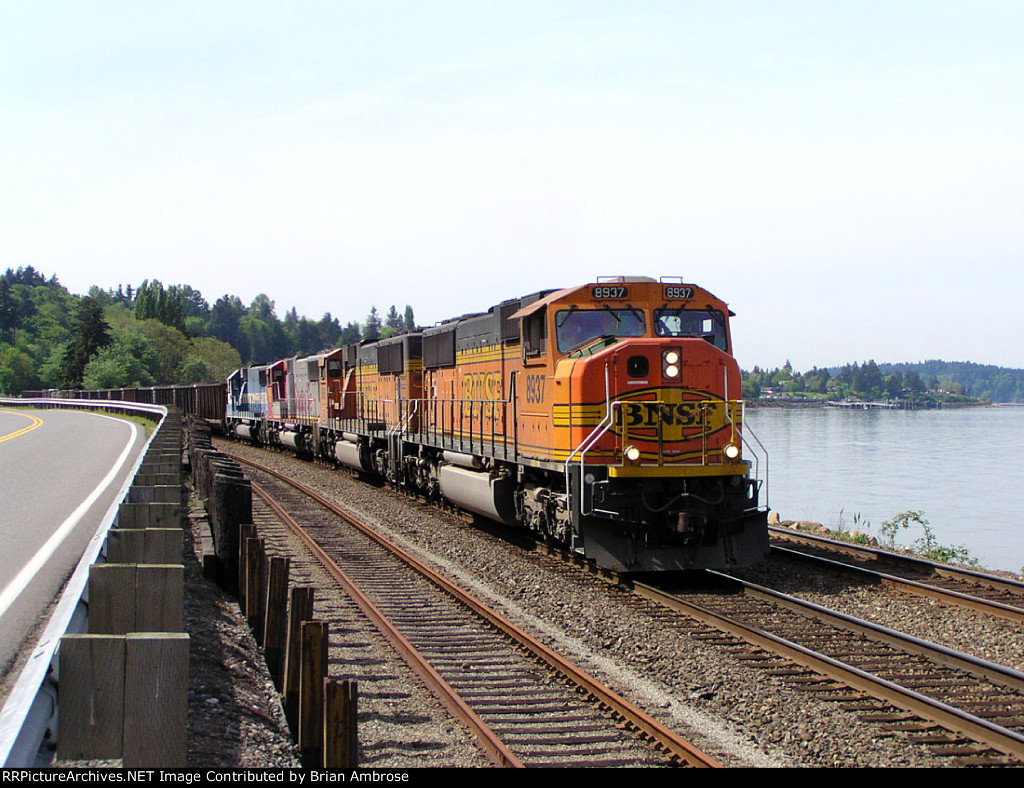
(194, 441, 1024, 768)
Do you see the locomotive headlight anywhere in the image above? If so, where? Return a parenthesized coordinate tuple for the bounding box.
(624, 444, 641, 464)
(723, 442, 741, 461)
(662, 349, 681, 379)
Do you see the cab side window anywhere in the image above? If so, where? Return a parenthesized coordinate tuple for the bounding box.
(523, 308, 547, 359)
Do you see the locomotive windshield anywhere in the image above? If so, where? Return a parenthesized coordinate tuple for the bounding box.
(654, 308, 728, 351)
(555, 308, 645, 353)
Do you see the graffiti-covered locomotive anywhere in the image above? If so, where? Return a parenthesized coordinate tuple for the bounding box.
(226, 277, 769, 572)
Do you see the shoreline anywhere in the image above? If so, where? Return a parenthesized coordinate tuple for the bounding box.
(745, 397, 987, 410)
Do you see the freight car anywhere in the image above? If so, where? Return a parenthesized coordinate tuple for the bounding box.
(227, 276, 769, 572)
(27, 382, 227, 425)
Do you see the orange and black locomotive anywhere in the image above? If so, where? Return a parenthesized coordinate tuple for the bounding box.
(226, 276, 769, 572)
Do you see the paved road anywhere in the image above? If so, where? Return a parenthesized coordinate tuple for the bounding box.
(0, 408, 149, 680)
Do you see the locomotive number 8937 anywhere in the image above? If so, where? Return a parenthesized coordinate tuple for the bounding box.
(226, 276, 770, 572)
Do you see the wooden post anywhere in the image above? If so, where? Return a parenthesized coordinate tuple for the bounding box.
(246, 537, 265, 641)
(89, 564, 183, 634)
(263, 556, 290, 688)
(212, 469, 251, 593)
(107, 528, 181, 564)
(141, 529, 182, 563)
(116, 502, 181, 528)
(284, 587, 314, 732)
(88, 565, 137, 634)
(123, 633, 189, 768)
(135, 565, 184, 632)
(106, 529, 145, 563)
(237, 524, 256, 611)
(57, 635, 125, 761)
(324, 679, 358, 768)
(298, 621, 328, 767)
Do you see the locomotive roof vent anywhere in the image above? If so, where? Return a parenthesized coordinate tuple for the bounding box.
(596, 276, 657, 284)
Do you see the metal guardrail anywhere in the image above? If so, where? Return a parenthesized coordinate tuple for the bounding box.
(0, 398, 168, 767)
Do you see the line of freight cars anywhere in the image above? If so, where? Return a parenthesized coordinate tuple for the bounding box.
(20, 383, 226, 423)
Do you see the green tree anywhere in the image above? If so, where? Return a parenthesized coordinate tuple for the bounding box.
(903, 370, 924, 393)
(239, 294, 287, 363)
(363, 307, 381, 342)
(177, 356, 211, 385)
(0, 345, 39, 394)
(884, 371, 903, 398)
(0, 279, 16, 344)
(0, 270, 42, 346)
(130, 319, 189, 383)
(185, 336, 242, 382)
(134, 280, 186, 333)
(385, 305, 403, 333)
(317, 313, 342, 349)
(82, 342, 156, 389)
(850, 360, 884, 397)
(742, 376, 761, 399)
(340, 321, 361, 345)
(294, 317, 321, 355)
(210, 295, 246, 350)
(59, 297, 111, 388)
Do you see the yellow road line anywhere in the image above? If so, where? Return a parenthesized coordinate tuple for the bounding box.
(0, 410, 44, 444)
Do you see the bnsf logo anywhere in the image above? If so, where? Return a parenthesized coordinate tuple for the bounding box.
(524, 374, 545, 404)
(619, 401, 712, 428)
(613, 394, 738, 442)
(463, 371, 501, 401)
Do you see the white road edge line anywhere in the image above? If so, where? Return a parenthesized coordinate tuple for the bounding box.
(0, 416, 139, 621)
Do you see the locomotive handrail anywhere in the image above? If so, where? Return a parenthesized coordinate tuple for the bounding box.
(387, 398, 418, 443)
(400, 374, 517, 462)
(564, 390, 623, 518)
(269, 396, 318, 423)
(739, 414, 770, 508)
(564, 363, 615, 516)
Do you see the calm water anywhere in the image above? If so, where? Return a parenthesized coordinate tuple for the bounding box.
(744, 405, 1024, 574)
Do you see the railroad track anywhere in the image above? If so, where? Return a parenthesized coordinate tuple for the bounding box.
(769, 528, 1024, 624)
(231, 453, 719, 768)
(633, 572, 1024, 766)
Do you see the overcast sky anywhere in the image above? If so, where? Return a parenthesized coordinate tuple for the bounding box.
(3, 2, 1021, 370)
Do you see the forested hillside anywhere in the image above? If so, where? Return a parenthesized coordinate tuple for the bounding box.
(0, 267, 414, 394)
(742, 359, 1024, 404)
(876, 361, 1024, 404)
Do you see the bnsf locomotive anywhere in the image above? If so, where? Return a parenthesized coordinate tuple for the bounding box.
(226, 276, 769, 572)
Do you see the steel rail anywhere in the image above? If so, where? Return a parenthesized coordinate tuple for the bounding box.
(712, 571, 1024, 694)
(769, 526, 1024, 596)
(233, 453, 720, 768)
(632, 578, 1024, 762)
(251, 482, 523, 768)
(771, 544, 1024, 625)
